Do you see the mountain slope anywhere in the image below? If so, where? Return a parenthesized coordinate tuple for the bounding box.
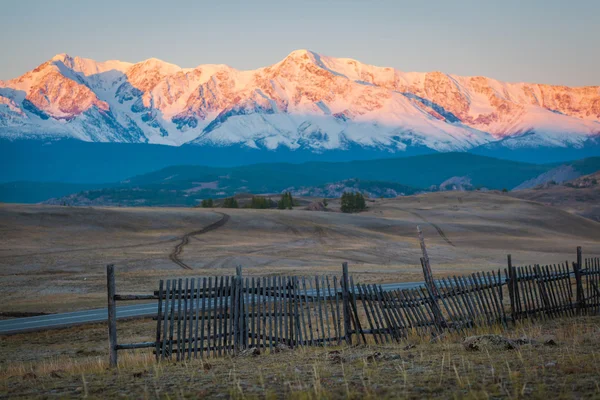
(1, 50, 598, 154)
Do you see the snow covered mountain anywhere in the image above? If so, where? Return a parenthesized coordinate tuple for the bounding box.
(1, 50, 599, 153)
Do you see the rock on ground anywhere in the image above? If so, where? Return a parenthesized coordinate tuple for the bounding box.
(463, 335, 518, 351)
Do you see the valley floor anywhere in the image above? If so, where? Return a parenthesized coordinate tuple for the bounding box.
(0, 191, 599, 314)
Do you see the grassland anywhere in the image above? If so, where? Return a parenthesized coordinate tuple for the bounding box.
(1, 316, 599, 398)
(1, 191, 600, 398)
(1, 191, 600, 314)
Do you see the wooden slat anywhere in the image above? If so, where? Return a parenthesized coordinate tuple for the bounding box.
(168, 280, 177, 359)
(452, 276, 476, 328)
(549, 265, 566, 316)
(357, 284, 378, 343)
(315, 276, 326, 345)
(296, 277, 307, 346)
(155, 280, 164, 361)
(283, 276, 289, 346)
(348, 276, 366, 344)
(471, 273, 491, 326)
(378, 285, 403, 341)
(181, 279, 189, 358)
(404, 289, 425, 334)
(198, 278, 206, 358)
(333, 276, 342, 345)
(526, 266, 542, 319)
(161, 280, 171, 360)
(250, 277, 255, 347)
(384, 289, 408, 338)
(294, 277, 301, 347)
(207, 277, 214, 358)
(484, 272, 504, 327)
(415, 288, 436, 334)
(367, 284, 389, 342)
(553, 264, 569, 316)
(537, 265, 555, 318)
(193, 278, 200, 358)
(304, 277, 315, 346)
(186, 278, 195, 359)
(225, 276, 232, 355)
(263, 277, 269, 350)
(322, 276, 332, 344)
(439, 278, 463, 332)
(268, 276, 274, 350)
(374, 284, 397, 340)
(381, 288, 405, 339)
(395, 289, 416, 332)
(175, 279, 183, 361)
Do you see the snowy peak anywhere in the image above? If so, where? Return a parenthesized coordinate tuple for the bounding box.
(0, 50, 599, 152)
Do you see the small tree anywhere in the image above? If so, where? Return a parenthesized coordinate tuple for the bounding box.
(278, 192, 294, 210)
(322, 198, 328, 207)
(222, 197, 238, 208)
(341, 191, 367, 213)
(201, 198, 214, 208)
(502, 188, 508, 193)
(250, 196, 271, 209)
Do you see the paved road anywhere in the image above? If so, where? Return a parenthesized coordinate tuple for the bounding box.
(0, 281, 425, 335)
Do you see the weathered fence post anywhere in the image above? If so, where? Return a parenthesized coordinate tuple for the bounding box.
(107, 264, 117, 368)
(417, 226, 446, 330)
(507, 254, 516, 323)
(234, 266, 243, 353)
(341, 262, 352, 345)
(574, 246, 585, 314)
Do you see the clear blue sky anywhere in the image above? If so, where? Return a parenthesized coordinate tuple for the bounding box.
(1, 0, 597, 86)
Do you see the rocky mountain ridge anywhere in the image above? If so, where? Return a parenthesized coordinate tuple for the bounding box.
(1, 50, 599, 153)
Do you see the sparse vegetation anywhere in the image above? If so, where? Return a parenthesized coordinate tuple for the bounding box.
(277, 192, 295, 210)
(341, 191, 367, 213)
(200, 198, 214, 208)
(221, 197, 239, 208)
(2, 316, 599, 398)
(247, 195, 274, 209)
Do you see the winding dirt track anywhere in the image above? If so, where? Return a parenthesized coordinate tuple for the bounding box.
(168, 212, 230, 269)
(404, 210, 455, 247)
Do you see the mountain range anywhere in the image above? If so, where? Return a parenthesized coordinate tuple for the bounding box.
(1, 50, 599, 156)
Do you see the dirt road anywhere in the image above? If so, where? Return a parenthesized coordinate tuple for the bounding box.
(169, 212, 230, 269)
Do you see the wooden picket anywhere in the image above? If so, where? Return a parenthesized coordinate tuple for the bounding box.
(107, 252, 600, 366)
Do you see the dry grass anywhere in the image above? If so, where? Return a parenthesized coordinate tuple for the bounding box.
(2, 193, 600, 314)
(1, 316, 599, 398)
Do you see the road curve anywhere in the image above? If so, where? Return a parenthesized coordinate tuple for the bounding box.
(0, 281, 424, 335)
(169, 212, 230, 269)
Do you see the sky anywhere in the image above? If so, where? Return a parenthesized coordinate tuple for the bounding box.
(0, 0, 598, 86)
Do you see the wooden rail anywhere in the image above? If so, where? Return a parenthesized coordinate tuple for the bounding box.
(107, 247, 600, 366)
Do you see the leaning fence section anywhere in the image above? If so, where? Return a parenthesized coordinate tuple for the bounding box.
(107, 252, 600, 365)
(154, 274, 347, 360)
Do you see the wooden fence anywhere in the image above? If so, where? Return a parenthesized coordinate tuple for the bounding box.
(107, 249, 600, 366)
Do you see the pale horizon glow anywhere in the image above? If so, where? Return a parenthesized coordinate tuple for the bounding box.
(1, 0, 598, 86)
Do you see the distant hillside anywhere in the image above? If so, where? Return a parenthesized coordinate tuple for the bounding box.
(0, 182, 111, 204)
(512, 157, 600, 190)
(510, 170, 600, 222)
(126, 153, 551, 190)
(40, 153, 557, 207)
(285, 179, 421, 199)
